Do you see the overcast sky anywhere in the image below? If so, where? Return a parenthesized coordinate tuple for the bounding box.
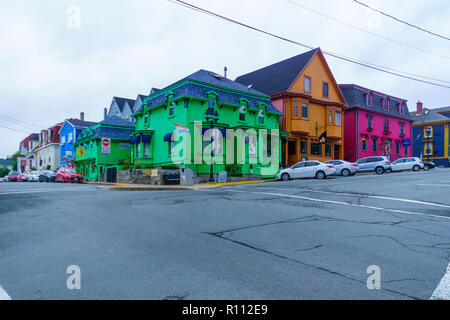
(1, 0, 449, 158)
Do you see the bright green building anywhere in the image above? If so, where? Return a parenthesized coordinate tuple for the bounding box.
(74, 117, 135, 182)
(131, 69, 286, 179)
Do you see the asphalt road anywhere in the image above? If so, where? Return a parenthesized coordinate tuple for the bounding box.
(0, 169, 449, 300)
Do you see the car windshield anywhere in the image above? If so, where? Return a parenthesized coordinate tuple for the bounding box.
(66, 169, 77, 173)
(10, 172, 19, 176)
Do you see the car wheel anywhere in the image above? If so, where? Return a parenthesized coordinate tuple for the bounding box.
(341, 169, 350, 177)
(316, 171, 326, 179)
(412, 165, 420, 171)
(375, 167, 384, 174)
(281, 173, 290, 181)
(423, 165, 430, 171)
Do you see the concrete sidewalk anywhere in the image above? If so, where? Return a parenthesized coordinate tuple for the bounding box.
(87, 179, 271, 191)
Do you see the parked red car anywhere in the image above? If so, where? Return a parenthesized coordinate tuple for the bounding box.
(56, 168, 84, 183)
(17, 173, 30, 182)
(7, 172, 20, 182)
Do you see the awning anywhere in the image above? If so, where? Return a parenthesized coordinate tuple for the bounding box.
(141, 134, 152, 143)
(131, 136, 141, 144)
(163, 133, 173, 142)
(202, 128, 227, 137)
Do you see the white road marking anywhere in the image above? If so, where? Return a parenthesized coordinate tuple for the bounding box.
(0, 285, 11, 300)
(418, 184, 450, 187)
(224, 189, 450, 221)
(259, 187, 450, 209)
(431, 263, 450, 300)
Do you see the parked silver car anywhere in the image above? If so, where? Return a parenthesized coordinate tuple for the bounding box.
(277, 161, 336, 181)
(391, 157, 424, 172)
(355, 156, 391, 174)
(325, 160, 359, 177)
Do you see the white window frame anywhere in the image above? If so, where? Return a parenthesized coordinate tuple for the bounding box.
(335, 111, 341, 125)
(304, 76, 311, 93)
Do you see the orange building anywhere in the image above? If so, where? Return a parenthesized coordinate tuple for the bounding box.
(236, 48, 347, 167)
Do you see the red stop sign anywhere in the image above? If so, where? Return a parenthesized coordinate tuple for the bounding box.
(102, 138, 110, 147)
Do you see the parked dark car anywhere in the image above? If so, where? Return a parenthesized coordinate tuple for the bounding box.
(423, 161, 435, 171)
(39, 170, 56, 182)
(7, 172, 20, 182)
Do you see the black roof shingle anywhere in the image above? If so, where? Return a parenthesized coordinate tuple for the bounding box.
(235, 48, 319, 96)
(137, 70, 281, 115)
(339, 85, 412, 120)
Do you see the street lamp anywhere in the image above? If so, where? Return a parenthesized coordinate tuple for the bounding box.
(205, 107, 219, 183)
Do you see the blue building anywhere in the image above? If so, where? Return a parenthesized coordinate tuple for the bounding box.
(411, 102, 450, 167)
(59, 115, 97, 168)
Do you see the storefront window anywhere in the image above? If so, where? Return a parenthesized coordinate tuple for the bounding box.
(311, 143, 322, 156)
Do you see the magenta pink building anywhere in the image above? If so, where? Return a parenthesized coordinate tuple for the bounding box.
(339, 84, 413, 162)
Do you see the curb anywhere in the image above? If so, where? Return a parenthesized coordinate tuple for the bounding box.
(101, 179, 273, 191)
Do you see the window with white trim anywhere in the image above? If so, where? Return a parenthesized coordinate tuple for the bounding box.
(258, 109, 264, 124)
(335, 111, 341, 125)
(169, 101, 175, 116)
(239, 105, 246, 121)
(304, 76, 311, 93)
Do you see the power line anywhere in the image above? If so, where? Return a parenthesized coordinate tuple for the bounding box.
(0, 124, 30, 134)
(0, 114, 43, 130)
(169, 0, 450, 89)
(352, 0, 450, 41)
(286, 0, 450, 60)
(0, 117, 41, 132)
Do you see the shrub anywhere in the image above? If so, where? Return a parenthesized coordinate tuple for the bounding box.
(0, 167, 10, 178)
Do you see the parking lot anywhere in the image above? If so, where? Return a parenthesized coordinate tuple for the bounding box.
(0, 168, 449, 299)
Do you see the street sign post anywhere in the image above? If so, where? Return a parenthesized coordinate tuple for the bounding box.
(101, 138, 111, 184)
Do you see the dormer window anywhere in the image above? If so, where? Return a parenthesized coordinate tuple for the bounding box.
(365, 93, 372, 106)
(169, 101, 175, 116)
(381, 98, 389, 111)
(239, 105, 246, 121)
(258, 109, 264, 124)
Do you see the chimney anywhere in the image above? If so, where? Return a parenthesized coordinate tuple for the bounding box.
(224, 66, 228, 78)
(80, 112, 85, 121)
(104, 108, 108, 120)
(417, 101, 423, 114)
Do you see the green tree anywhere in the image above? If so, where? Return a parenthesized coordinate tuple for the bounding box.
(11, 152, 21, 171)
(0, 167, 10, 178)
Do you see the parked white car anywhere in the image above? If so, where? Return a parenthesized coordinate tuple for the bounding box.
(277, 161, 336, 181)
(29, 171, 41, 182)
(325, 160, 359, 177)
(391, 157, 424, 172)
